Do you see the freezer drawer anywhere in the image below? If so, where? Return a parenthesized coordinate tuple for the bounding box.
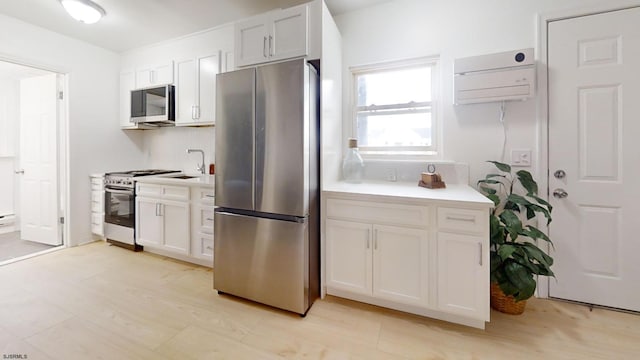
(214, 211, 310, 314)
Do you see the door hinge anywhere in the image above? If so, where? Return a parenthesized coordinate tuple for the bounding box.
(59, 216, 65, 224)
(58, 91, 64, 100)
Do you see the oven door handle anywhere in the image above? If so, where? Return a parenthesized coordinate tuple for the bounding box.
(105, 188, 133, 195)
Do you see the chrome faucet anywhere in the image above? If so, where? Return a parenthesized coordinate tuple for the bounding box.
(186, 149, 205, 174)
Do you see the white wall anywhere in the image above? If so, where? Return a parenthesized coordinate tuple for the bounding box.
(121, 24, 234, 175)
(333, 0, 635, 184)
(143, 126, 214, 173)
(0, 79, 18, 220)
(0, 14, 146, 246)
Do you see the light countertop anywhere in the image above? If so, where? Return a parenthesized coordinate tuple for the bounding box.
(135, 174, 215, 188)
(323, 181, 493, 206)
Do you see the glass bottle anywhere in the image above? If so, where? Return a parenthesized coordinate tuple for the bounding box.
(342, 138, 365, 183)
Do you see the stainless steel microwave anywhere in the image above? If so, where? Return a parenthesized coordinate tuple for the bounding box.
(130, 85, 175, 125)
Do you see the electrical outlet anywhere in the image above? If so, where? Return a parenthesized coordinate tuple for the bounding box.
(511, 149, 532, 167)
(386, 168, 398, 182)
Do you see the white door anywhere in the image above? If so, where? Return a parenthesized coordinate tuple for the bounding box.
(161, 200, 190, 255)
(19, 74, 60, 245)
(437, 232, 487, 319)
(175, 58, 196, 125)
(373, 225, 429, 307)
(135, 197, 162, 247)
(119, 70, 135, 128)
(325, 219, 372, 295)
(235, 16, 269, 67)
(548, 7, 640, 311)
(270, 5, 308, 62)
(197, 53, 220, 124)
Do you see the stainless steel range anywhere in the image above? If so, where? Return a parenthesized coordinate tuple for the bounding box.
(104, 169, 179, 251)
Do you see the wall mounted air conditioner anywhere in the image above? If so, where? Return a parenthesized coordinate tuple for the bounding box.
(454, 48, 535, 105)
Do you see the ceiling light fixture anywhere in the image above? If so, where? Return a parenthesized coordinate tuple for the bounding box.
(59, 0, 106, 24)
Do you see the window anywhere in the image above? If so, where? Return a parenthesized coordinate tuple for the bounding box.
(352, 57, 439, 157)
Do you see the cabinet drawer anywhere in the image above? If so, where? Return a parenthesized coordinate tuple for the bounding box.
(91, 223, 104, 236)
(193, 232, 214, 259)
(91, 192, 104, 212)
(162, 185, 190, 201)
(437, 207, 487, 234)
(137, 183, 163, 197)
(136, 183, 189, 201)
(90, 177, 104, 190)
(198, 207, 214, 234)
(326, 199, 430, 228)
(91, 212, 103, 225)
(192, 187, 215, 205)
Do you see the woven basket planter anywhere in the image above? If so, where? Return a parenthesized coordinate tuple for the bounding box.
(490, 282, 527, 315)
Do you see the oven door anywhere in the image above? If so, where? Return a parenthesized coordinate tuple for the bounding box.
(104, 187, 135, 228)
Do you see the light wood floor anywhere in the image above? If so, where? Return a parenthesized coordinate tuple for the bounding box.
(0, 241, 638, 359)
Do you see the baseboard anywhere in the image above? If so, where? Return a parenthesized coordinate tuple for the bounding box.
(0, 214, 16, 234)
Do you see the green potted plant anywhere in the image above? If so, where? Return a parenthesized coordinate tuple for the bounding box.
(477, 161, 554, 314)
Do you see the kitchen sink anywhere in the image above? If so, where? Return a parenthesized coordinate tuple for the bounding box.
(164, 174, 198, 179)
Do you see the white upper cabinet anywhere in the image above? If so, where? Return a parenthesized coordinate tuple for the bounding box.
(235, 3, 309, 67)
(119, 70, 137, 129)
(175, 53, 221, 127)
(135, 61, 174, 88)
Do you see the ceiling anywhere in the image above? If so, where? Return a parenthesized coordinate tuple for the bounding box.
(0, 0, 392, 53)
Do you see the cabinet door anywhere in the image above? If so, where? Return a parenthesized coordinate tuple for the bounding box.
(325, 219, 372, 295)
(119, 70, 136, 128)
(269, 4, 308, 62)
(136, 198, 162, 247)
(153, 62, 174, 85)
(175, 58, 197, 126)
(235, 16, 269, 67)
(136, 61, 174, 88)
(373, 225, 429, 307)
(222, 50, 235, 73)
(437, 232, 488, 320)
(162, 200, 190, 255)
(197, 53, 220, 125)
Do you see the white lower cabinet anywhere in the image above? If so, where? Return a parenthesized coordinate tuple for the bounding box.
(437, 232, 486, 319)
(326, 220, 429, 307)
(136, 184, 190, 255)
(190, 187, 215, 263)
(90, 175, 104, 237)
(373, 225, 429, 306)
(325, 195, 490, 329)
(326, 199, 431, 309)
(136, 181, 215, 266)
(326, 219, 372, 295)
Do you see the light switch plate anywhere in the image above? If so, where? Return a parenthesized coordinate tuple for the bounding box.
(511, 149, 532, 167)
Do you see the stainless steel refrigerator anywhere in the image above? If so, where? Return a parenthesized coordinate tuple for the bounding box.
(214, 58, 320, 315)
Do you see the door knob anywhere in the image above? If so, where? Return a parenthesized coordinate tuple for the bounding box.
(553, 189, 568, 199)
(14, 169, 24, 174)
(554, 170, 566, 179)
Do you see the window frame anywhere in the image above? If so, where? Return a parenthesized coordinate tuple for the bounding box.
(350, 56, 441, 160)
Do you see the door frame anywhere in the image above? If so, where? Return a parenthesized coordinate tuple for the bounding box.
(536, 0, 640, 298)
(0, 53, 69, 249)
